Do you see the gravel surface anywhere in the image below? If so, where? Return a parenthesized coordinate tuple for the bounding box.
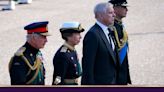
(0, 0, 164, 85)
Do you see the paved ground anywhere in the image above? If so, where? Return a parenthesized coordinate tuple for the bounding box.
(0, 0, 164, 86)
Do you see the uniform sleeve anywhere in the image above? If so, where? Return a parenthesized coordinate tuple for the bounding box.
(52, 53, 69, 85)
(81, 31, 98, 85)
(126, 55, 131, 84)
(10, 56, 27, 85)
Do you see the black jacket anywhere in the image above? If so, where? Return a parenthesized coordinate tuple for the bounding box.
(52, 45, 81, 85)
(81, 23, 119, 85)
(114, 20, 131, 84)
(9, 42, 45, 85)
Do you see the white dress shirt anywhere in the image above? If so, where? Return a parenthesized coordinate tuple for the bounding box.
(96, 21, 115, 51)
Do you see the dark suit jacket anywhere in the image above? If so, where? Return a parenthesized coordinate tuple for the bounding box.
(81, 23, 119, 85)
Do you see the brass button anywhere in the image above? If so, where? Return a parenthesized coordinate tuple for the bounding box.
(74, 64, 77, 67)
(71, 57, 74, 60)
(30, 53, 33, 56)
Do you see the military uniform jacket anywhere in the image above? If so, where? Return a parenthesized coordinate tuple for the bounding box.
(52, 43, 82, 85)
(113, 19, 131, 84)
(9, 42, 45, 85)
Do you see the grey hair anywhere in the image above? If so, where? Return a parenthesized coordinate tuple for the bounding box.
(94, 2, 112, 16)
(26, 33, 40, 41)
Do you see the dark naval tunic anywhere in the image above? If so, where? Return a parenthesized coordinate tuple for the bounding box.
(113, 18, 131, 84)
(9, 42, 45, 85)
(52, 43, 82, 85)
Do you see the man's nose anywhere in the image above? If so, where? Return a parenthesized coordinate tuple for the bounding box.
(45, 37, 48, 42)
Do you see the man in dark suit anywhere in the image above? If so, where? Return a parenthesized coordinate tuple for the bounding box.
(109, 0, 131, 84)
(9, 21, 50, 85)
(81, 2, 119, 85)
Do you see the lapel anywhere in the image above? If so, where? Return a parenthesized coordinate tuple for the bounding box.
(94, 23, 117, 64)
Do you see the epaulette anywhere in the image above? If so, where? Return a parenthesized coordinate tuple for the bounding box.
(15, 47, 26, 56)
(60, 46, 68, 52)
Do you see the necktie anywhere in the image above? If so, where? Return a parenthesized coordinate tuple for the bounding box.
(108, 28, 120, 66)
(108, 27, 120, 80)
(108, 28, 115, 51)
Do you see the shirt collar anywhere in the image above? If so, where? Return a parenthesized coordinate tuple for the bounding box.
(63, 42, 75, 51)
(96, 21, 108, 32)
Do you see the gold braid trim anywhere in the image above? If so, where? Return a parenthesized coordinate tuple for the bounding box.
(26, 57, 41, 84)
(26, 69, 31, 76)
(20, 53, 42, 84)
(112, 27, 128, 50)
(14, 47, 40, 71)
(21, 55, 40, 70)
(9, 47, 42, 84)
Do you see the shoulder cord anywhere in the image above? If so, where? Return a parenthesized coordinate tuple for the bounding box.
(8, 55, 41, 84)
(113, 27, 128, 50)
(22, 56, 41, 84)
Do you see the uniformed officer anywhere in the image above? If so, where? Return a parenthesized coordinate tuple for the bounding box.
(9, 21, 50, 85)
(52, 22, 84, 85)
(109, 0, 131, 84)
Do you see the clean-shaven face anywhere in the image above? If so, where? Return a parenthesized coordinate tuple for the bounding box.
(102, 6, 116, 26)
(114, 6, 128, 18)
(33, 34, 48, 49)
(68, 33, 81, 46)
